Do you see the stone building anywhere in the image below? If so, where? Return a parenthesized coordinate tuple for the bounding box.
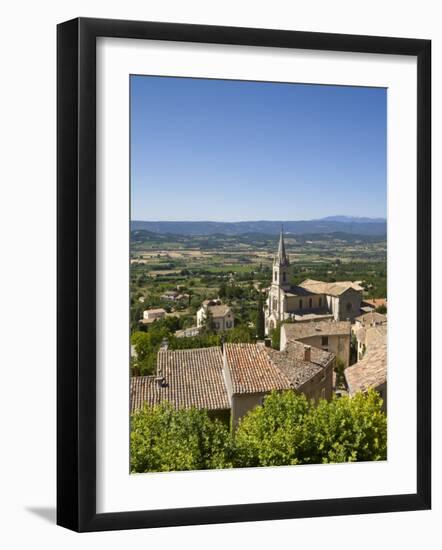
(140, 307, 166, 324)
(280, 320, 351, 367)
(265, 231, 363, 334)
(345, 324, 387, 412)
(197, 299, 234, 333)
(354, 310, 387, 330)
(353, 316, 387, 360)
(131, 341, 335, 428)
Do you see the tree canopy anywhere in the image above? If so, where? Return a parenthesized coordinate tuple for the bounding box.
(131, 403, 233, 473)
(130, 390, 387, 472)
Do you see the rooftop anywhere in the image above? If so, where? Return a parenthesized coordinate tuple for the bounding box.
(224, 343, 291, 395)
(130, 347, 230, 413)
(207, 304, 232, 317)
(345, 326, 387, 394)
(298, 279, 364, 297)
(265, 341, 333, 389)
(282, 320, 351, 341)
(355, 311, 387, 325)
(362, 298, 387, 308)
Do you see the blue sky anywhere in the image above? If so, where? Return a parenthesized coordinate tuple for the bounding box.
(131, 75, 386, 221)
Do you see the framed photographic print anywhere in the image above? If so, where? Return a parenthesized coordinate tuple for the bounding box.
(57, 17, 431, 532)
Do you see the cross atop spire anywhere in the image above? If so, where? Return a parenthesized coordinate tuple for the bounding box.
(275, 226, 289, 266)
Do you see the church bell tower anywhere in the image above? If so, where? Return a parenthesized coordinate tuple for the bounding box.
(272, 228, 290, 291)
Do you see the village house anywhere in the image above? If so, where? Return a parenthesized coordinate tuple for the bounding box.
(130, 341, 335, 428)
(345, 324, 387, 412)
(174, 326, 202, 338)
(265, 230, 363, 334)
(160, 290, 182, 301)
(140, 307, 166, 324)
(197, 299, 234, 332)
(354, 310, 387, 330)
(353, 315, 387, 360)
(280, 319, 351, 367)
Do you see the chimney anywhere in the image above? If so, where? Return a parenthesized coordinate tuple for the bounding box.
(304, 345, 311, 362)
(155, 376, 167, 388)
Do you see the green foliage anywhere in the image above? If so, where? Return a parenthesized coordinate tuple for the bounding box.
(271, 322, 281, 350)
(234, 390, 386, 467)
(130, 403, 233, 473)
(225, 325, 254, 343)
(130, 391, 386, 472)
(234, 391, 312, 467)
(169, 334, 221, 350)
(334, 357, 345, 388)
(350, 332, 358, 365)
(256, 294, 265, 340)
(375, 304, 387, 314)
(200, 308, 215, 335)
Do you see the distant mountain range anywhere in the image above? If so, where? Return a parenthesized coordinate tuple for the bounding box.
(131, 217, 386, 237)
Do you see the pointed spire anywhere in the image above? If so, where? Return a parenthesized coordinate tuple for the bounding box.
(276, 225, 289, 266)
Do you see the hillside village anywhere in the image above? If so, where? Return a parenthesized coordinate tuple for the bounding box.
(131, 230, 387, 426)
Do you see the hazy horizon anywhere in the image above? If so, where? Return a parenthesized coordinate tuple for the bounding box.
(131, 215, 386, 223)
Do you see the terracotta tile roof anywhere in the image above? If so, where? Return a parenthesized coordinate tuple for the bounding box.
(130, 347, 230, 413)
(265, 341, 334, 389)
(362, 298, 387, 308)
(224, 343, 292, 395)
(345, 326, 387, 394)
(282, 320, 351, 341)
(298, 279, 363, 297)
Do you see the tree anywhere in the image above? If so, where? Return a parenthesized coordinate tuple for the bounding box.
(334, 358, 345, 388)
(218, 282, 227, 298)
(256, 294, 265, 340)
(234, 390, 387, 467)
(350, 332, 358, 365)
(271, 322, 281, 350)
(375, 303, 387, 314)
(200, 308, 215, 335)
(225, 325, 254, 343)
(131, 403, 233, 473)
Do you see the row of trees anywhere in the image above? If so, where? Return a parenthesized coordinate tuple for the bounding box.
(130, 390, 387, 473)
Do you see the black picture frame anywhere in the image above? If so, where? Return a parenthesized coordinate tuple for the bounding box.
(57, 17, 431, 532)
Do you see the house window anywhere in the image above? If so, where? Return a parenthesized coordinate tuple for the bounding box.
(299, 299, 303, 309)
(319, 297, 322, 308)
(309, 298, 312, 308)
(321, 336, 329, 346)
(346, 302, 352, 312)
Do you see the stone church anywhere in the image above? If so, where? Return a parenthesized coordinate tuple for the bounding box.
(265, 231, 363, 335)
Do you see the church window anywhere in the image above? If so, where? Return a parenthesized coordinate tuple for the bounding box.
(274, 270, 277, 282)
(283, 272, 286, 282)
